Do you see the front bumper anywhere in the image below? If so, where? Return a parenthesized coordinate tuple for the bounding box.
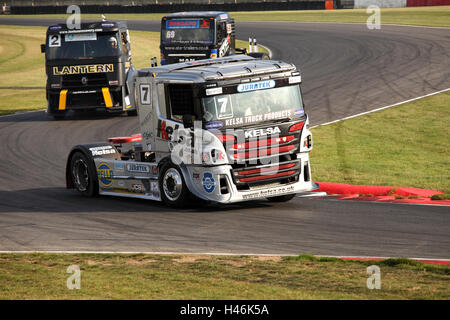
(183, 153, 317, 203)
(47, 87, 128, 113)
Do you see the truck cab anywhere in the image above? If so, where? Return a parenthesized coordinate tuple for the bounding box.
(41, 21, 137, 118)
(66, 56, 317, 207)
(160, 11, 238, 65)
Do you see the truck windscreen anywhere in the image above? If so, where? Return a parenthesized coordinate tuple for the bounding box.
(202, 85, 304, 126)
(162, 18, 213, 44)
(47, 32, 121, 60)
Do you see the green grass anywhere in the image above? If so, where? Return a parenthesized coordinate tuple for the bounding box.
(2, 6, 450, 27)
(310, 91, 450, 192)
(0, 253, 448, 299)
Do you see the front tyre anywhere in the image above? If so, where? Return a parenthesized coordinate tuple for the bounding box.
(69, 151, 99, 197)
(159, 162, 191, 207)
(127, 108, 138, 116)
(267, 194, 296, 202)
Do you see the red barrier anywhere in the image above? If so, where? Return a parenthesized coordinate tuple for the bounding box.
(325, 0, 334, 9)
(315, 182, 442, 197)
(407, 0, 450, 6)
(314, 182, 449, 205)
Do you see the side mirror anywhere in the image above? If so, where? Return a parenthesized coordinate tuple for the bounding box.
(40, 44, 46, 53)
(182, 114, 194, 128)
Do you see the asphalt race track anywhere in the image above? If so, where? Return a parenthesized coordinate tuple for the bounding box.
(0, 18, 449, 258)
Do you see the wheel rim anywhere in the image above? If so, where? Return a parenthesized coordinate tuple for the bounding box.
(72, 158, 89, 192)
(162, 168, 183, 201)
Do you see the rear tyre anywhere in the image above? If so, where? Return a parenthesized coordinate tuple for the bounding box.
(267, 194, 296, 202)
(247, 52, 270, 60)
(127, 109, 138, 116)
(69, 151, 98, 197)
(49, 111, 66, 120)
(159, 162, 191, 207)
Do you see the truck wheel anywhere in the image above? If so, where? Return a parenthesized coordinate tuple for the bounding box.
(50, 112, 66, 120)
(159, 162, 190, 207)
(127, 109, 138, 116)
(267, 194, 296, 202)
(247, 52, 270, 60)
(69, 151, 98, 197)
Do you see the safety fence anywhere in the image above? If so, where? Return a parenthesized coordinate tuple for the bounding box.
(351, 0, 449, 8)
(2, 0, 449, 14)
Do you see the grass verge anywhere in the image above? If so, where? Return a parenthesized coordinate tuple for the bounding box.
(1, 7, 450, 28)
(0, 253, 448, 299)
(310, 91, 450, 192)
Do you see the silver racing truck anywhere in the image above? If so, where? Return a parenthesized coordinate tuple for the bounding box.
(66, 55, 318, 207)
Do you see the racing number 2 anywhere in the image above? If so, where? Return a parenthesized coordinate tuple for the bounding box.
(140, 84, 151, 105)
(49, 34, 61, 47)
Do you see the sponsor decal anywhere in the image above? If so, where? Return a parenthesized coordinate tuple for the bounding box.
(166, 19, 199, 29)
(127, 163, 150, 174)
(205, 121, 223, 130)
(200, 19, 210, 28)
(224, 109, 292, 127)
(242, 185, 295, 200)
(97, 162, 113, 187)
(60, 28, 102, 34)
(237, 80, 275, 93)
(219, 13, 229, 20)
(53, 64, 114, 76)
(226, 23, 232, 34)
(294, 108, 305, 117)
(114, 162, 124, 171)
(210, 49, 218, 59)
(90, 145, 115, 156)
(202, 172, 216, 193)
(131, 183, 145, 194)
(245, 126, 281, 139)
(157, 119, 179, 141)
(142, 131, 153, 140)
(218, 39, 229, 58)
(65, 33, 97, 42)
(72, 90, 96, 94)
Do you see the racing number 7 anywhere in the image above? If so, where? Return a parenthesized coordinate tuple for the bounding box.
(217, 96, 232, 119)
(140, 84, 151, 105)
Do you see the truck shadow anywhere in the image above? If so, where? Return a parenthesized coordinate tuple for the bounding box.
(0, 187, 272, 214)
(0, 109, 130, 123)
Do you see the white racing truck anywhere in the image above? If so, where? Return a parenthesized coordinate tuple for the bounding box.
(66, 55, 318, 207)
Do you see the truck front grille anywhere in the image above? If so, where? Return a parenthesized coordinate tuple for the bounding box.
(226, 132, 301, 189)
(62, 73, 108, 88)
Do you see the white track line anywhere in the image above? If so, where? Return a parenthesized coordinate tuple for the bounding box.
(258, 43, 273, 59)
(0, 108, 44, 118)
(0, 251, 448, 262)
(248, 20, 450, 30)
(310, 88, 450, 129)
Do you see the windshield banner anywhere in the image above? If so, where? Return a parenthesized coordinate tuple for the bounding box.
(223, 109, 294, 127)
(65, 33, 97, 42)
(166, 19, 199, 29)
(237, 80, 276, 93)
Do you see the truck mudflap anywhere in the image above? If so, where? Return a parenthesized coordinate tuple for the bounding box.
(181, 153, 318, 204)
